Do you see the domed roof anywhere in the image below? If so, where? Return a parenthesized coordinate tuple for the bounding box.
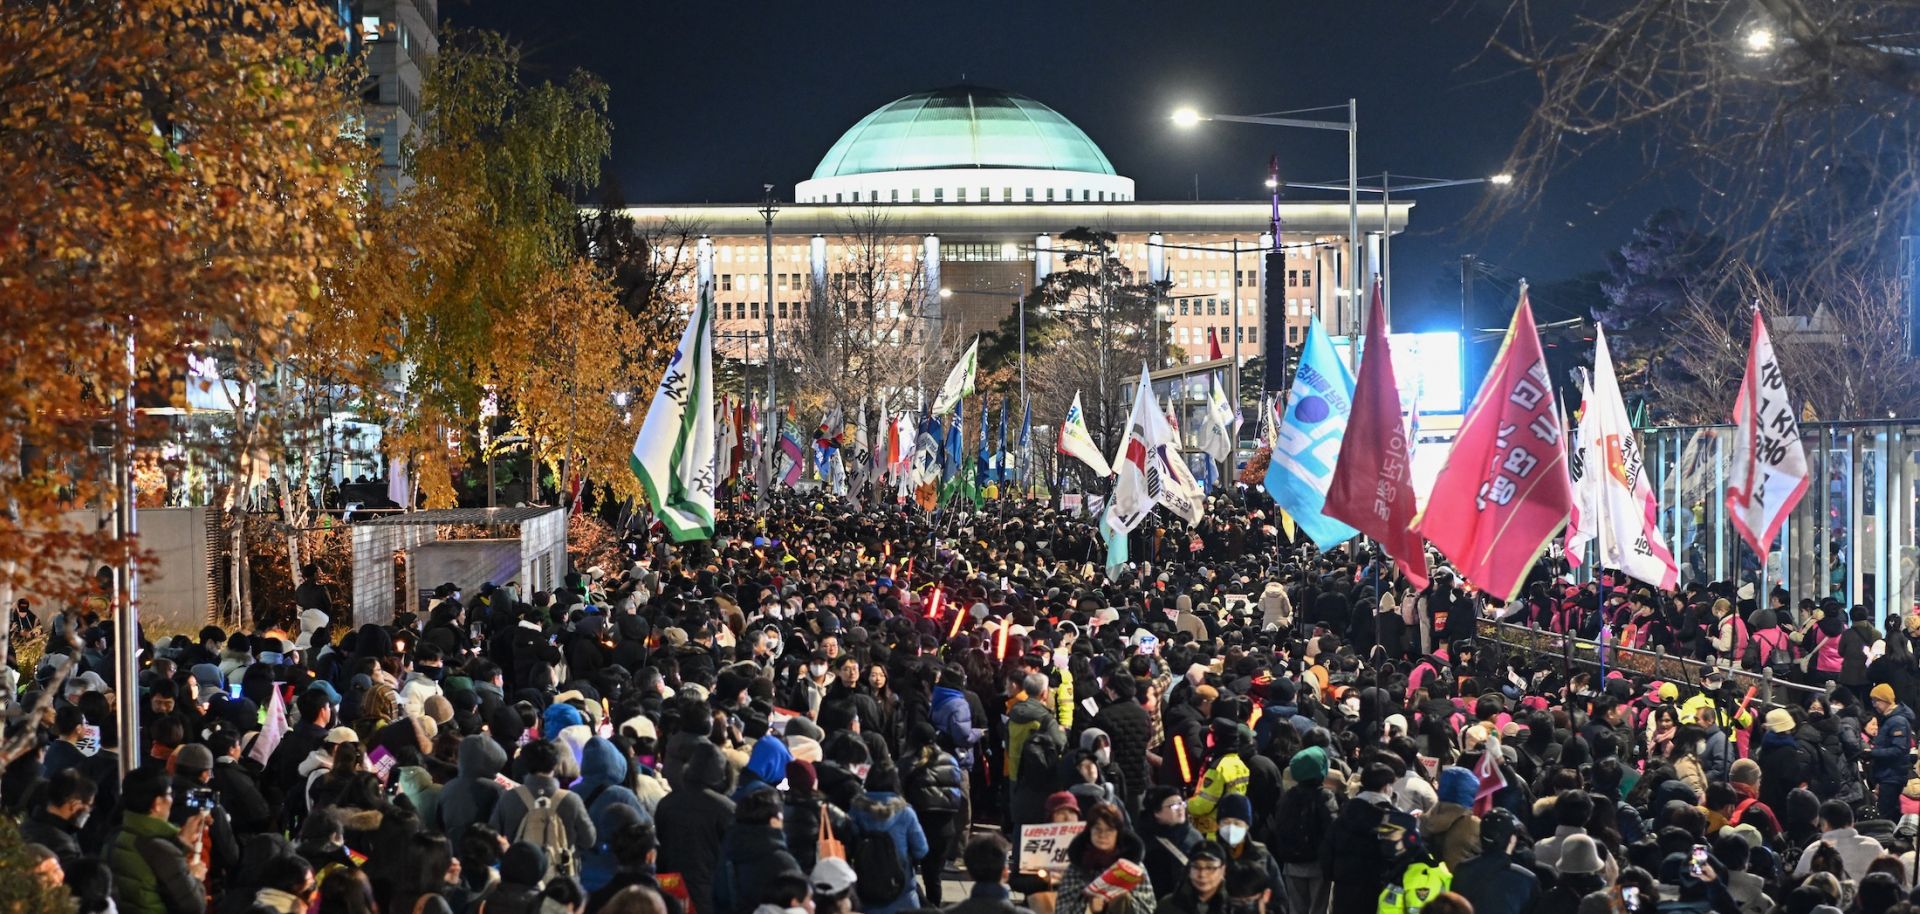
(812, 86, 1117, 180)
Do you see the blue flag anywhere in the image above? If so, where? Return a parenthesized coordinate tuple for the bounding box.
(1264, 317, 1359, 545)
(943, 399, 964, 483)
(995, 397, 1009, 485)
(976, 397, 992, 487)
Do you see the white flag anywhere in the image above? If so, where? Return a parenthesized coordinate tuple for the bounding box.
(629, 288, 717, 541)
(1057, 391, 1112, 476)
(1564, 375, 1598, 569)
(1726, 310, 1810, 558)
(386, 455, 410, 509)
(1589, 327, 1679, 589)
(248, 685, 288, 765)
(1107, 366, 1159, 534)
(1146, 385, 1207, 525)
(1199, 373, 1236, 465)
(931, 337, 979, 416)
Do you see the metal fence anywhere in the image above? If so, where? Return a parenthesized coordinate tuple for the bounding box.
(1475, 618, 1825, 704)
(1639, 420, 1919, 614)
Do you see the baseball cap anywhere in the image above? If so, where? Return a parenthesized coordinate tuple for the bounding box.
(324, 727, 358, 745)
(810, 857, 857, 896)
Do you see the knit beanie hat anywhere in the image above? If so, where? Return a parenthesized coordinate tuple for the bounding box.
(1218, 793, 1254, 824)
(1289, 746, 1330, 783)
(1437, 766, 1480, 808)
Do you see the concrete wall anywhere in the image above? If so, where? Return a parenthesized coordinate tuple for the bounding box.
(33, 507, 211, 634)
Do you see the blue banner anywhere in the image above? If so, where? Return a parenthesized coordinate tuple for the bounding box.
(1264, 317, 1359, 545)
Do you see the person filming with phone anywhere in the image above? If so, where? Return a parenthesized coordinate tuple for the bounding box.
(109, 767, 211, 914)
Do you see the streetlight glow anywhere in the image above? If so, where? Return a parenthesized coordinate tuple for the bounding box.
(1488, 173, 1514, 185)
(938, 287, 954, 299)
(1170, 107, 1203, 128)
(1264, 177, 1279, 189)
(1744, 25, 1777, 54)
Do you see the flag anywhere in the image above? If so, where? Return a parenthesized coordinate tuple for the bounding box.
(1145, 381, 1206, 525)
(931, 337, 979, 416)
(1472, 736, 1507, 816)
(1058, 391, 1112, 476)
(1325, 281, 1429, 589)
(978, 398, 995, 486)
(1264, 317, 1359, 546)
(1259, 394, 1279, 450)
(910, 415, 944, 510)
(716, 397, 739, 482)
(1588, 327, 1679, 589)
(1564, 378, 1597, 570)
(846, 402, 871, 503)
(1100, 509, 1130, 581)
(776, 416, 806, 487)
(386, 455, 410, 509)
(1108, 366, 1160, 534)
(1199, 372, 1236, 466)
(1414, 288, 1572, 603)
(942, 399, 979, 507)
(1208, 326, 1224, 361)
(1726, 309, 1811, 558)
(247, 684, 288, 765)
(995, 396, 1009, 486)
(629, 286, 717, 541)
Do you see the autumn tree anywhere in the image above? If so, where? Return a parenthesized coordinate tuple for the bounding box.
(0, 0, 369, 649)
(319, 30, 645, 510)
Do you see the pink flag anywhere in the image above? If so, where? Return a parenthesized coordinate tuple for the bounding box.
(1473, 738, 1507, 815)
(1414, 289, 1573, 603)
(1326, 282, 1429, 589)
(1726, 310, 1810, 558)
(248, 684, 288, 765)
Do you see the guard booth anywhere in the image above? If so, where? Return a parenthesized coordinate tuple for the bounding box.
(349, 507, 568, 626)
(1118, 357, 1250, 483)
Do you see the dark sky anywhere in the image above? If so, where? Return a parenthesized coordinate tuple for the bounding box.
(456, 0, 1672, 330)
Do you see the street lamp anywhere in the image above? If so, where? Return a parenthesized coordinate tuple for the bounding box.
(1171, 101, 1361, 348)
(1280, 171, 1512, 321)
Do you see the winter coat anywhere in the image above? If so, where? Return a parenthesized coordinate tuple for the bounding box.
(781, 792, 851, 874)
(1452, 850, 1541, 914)
(1420, 802, 1481, 869)
(210, 758, 272, 836)
(931, 685, 980, 769)
(1055, 829, 1155, 914)
(487, 772, 596, 856)
(439, 735, 509, 841)
(1756, 731, 1814, 812)
(577, 737, 651, 892)
(1324, 793, 1394, 914)
(902, 746, 965, 816)
(1841, 622, 1884, 687)
(655, 742, 736, 914)
(1260, 582, 1293, 629)
(847, 791, 929, 914)
(110, 813, 206, 914)
(1092, 698, 1154, 809)
(1008, 699, 1066, 827)
(20, 806, 83, 862)
(1870, 703, 1916, 786)
(1140, 818, 1202, 903)
(714, 823, 801, 914)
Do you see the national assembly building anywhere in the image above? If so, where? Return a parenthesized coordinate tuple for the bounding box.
(619, 85, 1409, 372)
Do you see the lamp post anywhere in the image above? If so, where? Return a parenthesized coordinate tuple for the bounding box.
(1281, 172, 1512, 324)
(756, 185, 777, 509)
(1173, 101, 1361, 352)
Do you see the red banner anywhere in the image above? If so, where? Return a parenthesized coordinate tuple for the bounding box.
(1414, 289, 1572, 603)
(1325, 281, 1429, 589)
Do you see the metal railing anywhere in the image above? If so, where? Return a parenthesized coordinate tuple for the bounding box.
(1475, 617, 1826, 704)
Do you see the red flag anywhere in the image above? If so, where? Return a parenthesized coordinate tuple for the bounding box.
(1208, 327, 1224, 361)
(1414, 288, 1572, 603)
(1472, 739, 1507, 815)
(1325, 281, 1429, 588)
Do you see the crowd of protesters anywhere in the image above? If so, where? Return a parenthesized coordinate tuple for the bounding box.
(5, 493, 1920, 914)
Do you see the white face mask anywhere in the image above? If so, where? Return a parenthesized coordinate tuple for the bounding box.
(1219, 823, 1248, 846)
(810, 664, 828, 678)
(1096, 747, 1111, 765)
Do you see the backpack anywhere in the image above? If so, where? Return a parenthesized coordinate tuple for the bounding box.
(512, 785, 577, 878)
(850, 821, 907, 905)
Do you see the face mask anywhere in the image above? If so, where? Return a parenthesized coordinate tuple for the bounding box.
(810, 664, 828, 677)
(1097, 747, 1111, 765)
(1219, 823, 1248, 846)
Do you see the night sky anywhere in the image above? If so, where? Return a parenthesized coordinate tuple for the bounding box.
(457, 0, 1672, 330)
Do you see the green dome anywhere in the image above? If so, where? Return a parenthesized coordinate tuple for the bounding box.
(812, 86, 1117, 180)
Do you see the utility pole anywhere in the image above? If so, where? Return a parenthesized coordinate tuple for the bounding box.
(116, 329, 140, 778)
(1460, 253, 1477, 393)
(757, 186, 778, 509)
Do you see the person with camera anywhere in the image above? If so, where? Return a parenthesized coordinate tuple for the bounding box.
(110, 766, 211, 914)
(170, 743, 240, 895)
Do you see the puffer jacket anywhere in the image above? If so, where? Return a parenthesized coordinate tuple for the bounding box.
(781, 790, 851, 874)
(110, 813, 205, 914)
(655, 742, 736, 914)
(577, 737, 650, 891)
(902, 746, 964, 815)
(930, 685, 978, 769)
(438, 735, 508, 841)
(1420, 802, 1481, 869)
(1870, 702, 1916, 786)
(847, 791, 929, 914)
(1091, 696, 1153, 809)
(1007, 698, 1065, 827)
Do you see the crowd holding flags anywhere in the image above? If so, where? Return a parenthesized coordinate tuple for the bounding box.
(626, 264, 1812, 603)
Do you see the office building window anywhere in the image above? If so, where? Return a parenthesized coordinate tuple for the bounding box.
(1178, 301, 1189, 315)
(750, 302, 760, 319)
(1046, 188, 1055, 201)
(934, 187, 944, 202)
(1082, 189, 1090, 201)
(891, 189, 899, 203)
(1249, 328, 1258, 344)
(776, 274, 788, 291)
(1301, 269, 1312, 286)
(720, 274, 732, 292)
(912, 189, 921, 202)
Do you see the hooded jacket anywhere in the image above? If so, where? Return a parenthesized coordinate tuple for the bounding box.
(733, 734, 793, 802)
(930, 684, 979, 769)
(715, 821, 802, 914)
(578, 736, 651, 891)
(655, 741, 737, 914)
(439, 734, 508, 841)
(847, 792, 930, 914)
